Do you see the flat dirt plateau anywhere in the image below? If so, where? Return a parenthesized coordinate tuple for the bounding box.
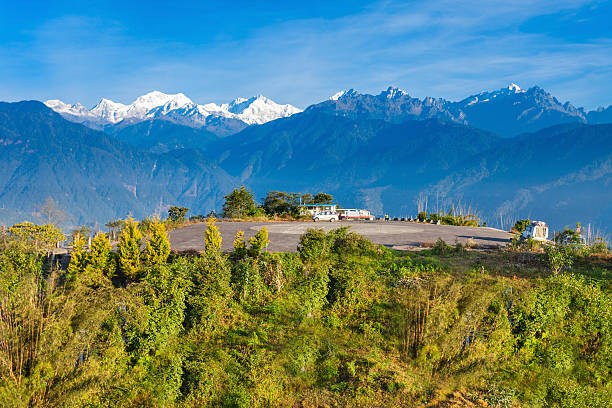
(168, 220, 513, 252)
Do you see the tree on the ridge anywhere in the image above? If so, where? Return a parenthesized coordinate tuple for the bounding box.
(313, 192, 334, 204)
(222, 186, 258, 218)
(145, 218, 171, 266)
(168, 206, 189, 223)
(118, 217, 143, 281)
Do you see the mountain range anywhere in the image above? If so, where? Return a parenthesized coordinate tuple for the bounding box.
(45, 91, 302, 136)
(2, 84, 611, 232)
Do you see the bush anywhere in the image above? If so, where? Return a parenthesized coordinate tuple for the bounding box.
(432, 238, 453, 255)
(544, 244, 574, 274)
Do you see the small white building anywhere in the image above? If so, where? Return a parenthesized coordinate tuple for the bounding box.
(299, 204, 337, 215)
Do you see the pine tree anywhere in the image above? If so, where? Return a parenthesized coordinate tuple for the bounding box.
(232, 231, 247, 258)
(118, 217, 143, 281)
(204, 217, 222, 253)
(145, 218, 171, 266)
(248, 227, 269, 258)
(67, 233, 87, 284)
(84, 232, 115, 286)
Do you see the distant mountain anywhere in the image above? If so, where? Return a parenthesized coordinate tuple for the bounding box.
(45, 91, 302, 136)
(211, 111, 501, 213)
(107, 120, 219, 154)
(310, 84, 598, 137)
(587, 105, 612, 124)
(423, 123, 612, 230)
(0, 101, 235, 226)
(451, 84, 587, 137)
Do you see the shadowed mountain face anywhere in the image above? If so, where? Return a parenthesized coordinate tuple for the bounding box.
(309, 86, 590, 137)
(0, 101, 235, 226)
(421, 124, 612, 230)
(209, 111, 501, 213)
(106, 119, 219, 154)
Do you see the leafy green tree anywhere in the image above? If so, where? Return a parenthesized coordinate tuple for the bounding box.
(222, 186, 259, 218)
(144, 218, 171, 266)
(313, 192, 334, 204)
(118, 217, 143, 281)
(186, 252, 232, 335)
(204, 217, 222, 252)
(8, 221, 64, 254)
(168, 206, 189, 222)
(262, 191, 301, 216)
(130, 261, 188, 405)
(248, 227, 270, 258)
(512, 219, 531, 234)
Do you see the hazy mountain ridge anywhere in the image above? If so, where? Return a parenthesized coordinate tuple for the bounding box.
(422, 123, 612, 229)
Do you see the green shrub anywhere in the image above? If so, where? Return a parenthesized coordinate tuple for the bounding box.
(544, 244, 574, 274)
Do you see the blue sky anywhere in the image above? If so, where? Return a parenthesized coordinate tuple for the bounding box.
(1, 0, 611, 109)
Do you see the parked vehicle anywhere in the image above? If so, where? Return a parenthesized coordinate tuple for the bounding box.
(312, 211, 339, 222)
(338, 209, 375, 221)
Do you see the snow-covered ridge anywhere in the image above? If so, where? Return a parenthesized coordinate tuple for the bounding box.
(45, 91, 302, 129)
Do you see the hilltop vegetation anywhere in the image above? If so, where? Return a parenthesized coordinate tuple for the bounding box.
(1, 220, 610, 407)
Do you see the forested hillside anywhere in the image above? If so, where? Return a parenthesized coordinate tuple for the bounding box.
(1, 221, 610, 407)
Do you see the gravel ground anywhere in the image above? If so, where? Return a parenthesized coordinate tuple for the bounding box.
(168, 220, 512, 252)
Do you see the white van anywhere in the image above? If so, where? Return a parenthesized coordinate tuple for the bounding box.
(312, 211, 339, 222)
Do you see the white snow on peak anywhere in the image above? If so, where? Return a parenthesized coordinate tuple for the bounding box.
(330, 90, 347, 101)
(381, 86, 407, 98)
(507, 83, 523, 93)
(46, 91, 302, 128)
(329, 89, 358, 101)
(44, 99, 89, 117)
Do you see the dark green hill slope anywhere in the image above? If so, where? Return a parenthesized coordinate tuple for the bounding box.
(0, 101, 234, 226)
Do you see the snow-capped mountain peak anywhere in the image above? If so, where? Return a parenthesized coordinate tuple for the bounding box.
(329, 89, 359, 101)
(381, 86, 407, 98)
(44, 99, 89, 117)
(131, 91, 192, 112)
(507, 83, 523, 93)
(45, 91, 301, 130)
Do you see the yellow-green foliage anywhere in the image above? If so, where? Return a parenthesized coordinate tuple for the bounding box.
(1, 225, 610, 407)
(144, 218, 171, 266)
(8, 221, 64, 253)
(248, 227, 269, 258)
(118, 217, 143, 280)
(67, 233, 87, 283)
(204, 217, 222, 252)
(84, 232, 115, 286)
(233, 230, 247, 258)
